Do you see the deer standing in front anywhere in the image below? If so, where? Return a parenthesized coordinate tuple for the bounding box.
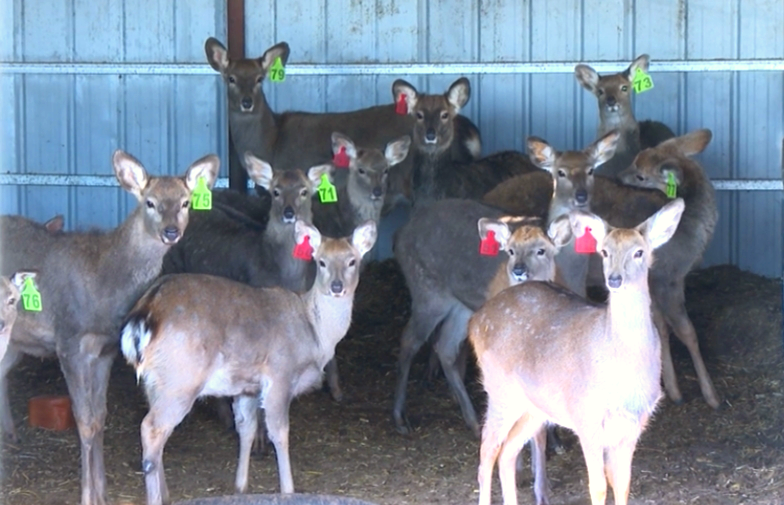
(470, 198, 686, 505)
(121, 220, 376, 505)
(575, 54, 675, 177)
(393, 197, 572, 435)
(205, 37, 480, 206)
(0, 151, 219, 505)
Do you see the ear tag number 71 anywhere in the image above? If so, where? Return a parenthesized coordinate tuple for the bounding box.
(632, 68, 654, 94)
(318, 174, 338, 203)
(270, 57, 286, 83)
(191, 176, 212, 210)
(21, 277, 42, 312)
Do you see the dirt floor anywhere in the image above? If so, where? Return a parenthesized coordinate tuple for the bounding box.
(1, 262, 783, 505)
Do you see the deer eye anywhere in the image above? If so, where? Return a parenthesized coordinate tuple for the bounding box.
(440, 111, 449, 120)
(256, 76, 263, 84)
(601, 249, 608, 258)
(587, 168, 594, 176)
(228, 76, 236, 84)
(318, 260, 326, 268)
(273, 189, 281, 197)
(7, 297, 15, 306)
(634, 249, 644, 259)
(416, 111, 424, 120)
(358, 168, 366, 175)
(636, 174, 645, 181)
(536, 248, 546, 256)
(300, 188, 309, 197)
(507, 249, 515, 256)
(348, 259, 356, 267)
(182, 200, 190, 209)
(597, 89, 604, 96)
(557, 169, 566, 178)
(621, 85, 628, 92)
(146, 200, 155, 209)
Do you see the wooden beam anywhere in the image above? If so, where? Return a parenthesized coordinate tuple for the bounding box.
(227, 0, 247, 191)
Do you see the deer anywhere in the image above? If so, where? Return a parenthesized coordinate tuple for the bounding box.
(469, 198, 686, 505)
(0, 151, 219, 505)
(0, 272, 37, 362)
(204, 37, 481, 208)
(617, 129, 720, 409)
(392, 77, 539, 206)
(575, 54, 675, 178)
(392, 197, 573, 436)
(121, 219, 376, 505)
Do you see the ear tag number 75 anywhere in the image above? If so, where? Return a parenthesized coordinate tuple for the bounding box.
(191, 176, 212, 210)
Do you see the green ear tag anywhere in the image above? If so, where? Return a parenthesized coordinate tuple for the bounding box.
(191, 176, 212, 210)
(632, 67, 654, 94)
(318, 174, 337, 203)
(21, 277, 42, 312)
(666, 172, 677, 198)
(270, 57, 286, 83)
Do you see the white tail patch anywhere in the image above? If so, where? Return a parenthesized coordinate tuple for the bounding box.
(120, 316, 152, 382)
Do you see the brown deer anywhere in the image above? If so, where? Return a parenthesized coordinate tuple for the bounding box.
(121, 220, 376, 505)
(392, 77, 539, 206)
(204, 37, 481, 207)
(0, 151, 219, 505)
(469, 198, 686, 505)
(575, 54, 675, 177)
(618, 129, 720, 409)
(393, 197, 573, 436)
(0, 272, 36, 361)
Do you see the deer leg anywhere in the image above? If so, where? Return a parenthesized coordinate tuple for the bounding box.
(579, 435, 608, 505)
(652, 303, 682, 404)
(477, 399, 525, 505)
(531, 427, 551, 505)
(393, 304, 449, 434)
(233, 395, 259, 493)
(604, 438, 637, 505)
(498, 414, 548, 505)
(86, 352, 115, 502)
(656, 279, 720, 408)
(434, 306, 479, 436)
(323, 358, 343, 402)
(0, 346, 22, 442)
(262, 382, 294, 493)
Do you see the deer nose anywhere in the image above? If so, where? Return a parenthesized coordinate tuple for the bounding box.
(512, 264, 528, 278)
(606, 95, 617, 107)
(162, 226, 180, 243)
(607, 274, 623, 289)
(425, 129, 437, 142)
(282, 207, 295, 221)
(241, 97, 253, 111)
(371, 187, 383, 198)
(330, 280, 344, 294)
(575, 190, 588, 205)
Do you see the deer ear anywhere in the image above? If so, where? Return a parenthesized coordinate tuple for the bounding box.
(351, 220, 377, 258)
(9, 271, 37, 291)
(547, 215, 573, 249)
(627, 54, 650, 77)
(526, 136, 558, 170)
(569, 211, 607, 253)
(587, 130, 620, 167)
(637, 198, 684, 250)
(574, 64, 600, 94)
(331, 132, 358, 160)
(477, 218, 511, 250)
(184, 154, 220, 192)
(113, 150, 150, 200)
(446, 77, 471, 112)
(384, 135, 411, 167)
(392, 79, 418, 113)
(295, 220, 321, 256)
(307, 164, 334, 191)
(244, 153, 274, 189)
(662, 129, 713, 157)
(260, 42, 290, 71)
(44, 215, 64, 233)
(205, 37, 229, 72)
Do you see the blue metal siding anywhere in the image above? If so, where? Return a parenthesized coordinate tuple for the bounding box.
(1, 0, 782, 277)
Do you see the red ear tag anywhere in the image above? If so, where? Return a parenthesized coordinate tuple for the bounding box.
(395, 94, 408, 115)
(575, 227, 597, 254)
(479, 230, 500, 256)
(292, 235, 314, 261)
(332, 146, 350, 168)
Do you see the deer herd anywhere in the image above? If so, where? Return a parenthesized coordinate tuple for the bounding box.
(0, 37, 723, 505)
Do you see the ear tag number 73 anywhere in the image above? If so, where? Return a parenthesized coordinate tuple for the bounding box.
(191, 176, 212, 210)
(632, 68, 654, 94)
(21, 277, 42, 312)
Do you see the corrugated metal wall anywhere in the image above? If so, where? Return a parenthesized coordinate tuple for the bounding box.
(1, 0, 782, 276)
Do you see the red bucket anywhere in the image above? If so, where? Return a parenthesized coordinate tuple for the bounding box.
(28, 395, 76, 431)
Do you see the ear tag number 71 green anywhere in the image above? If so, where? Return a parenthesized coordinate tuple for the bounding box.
(318, 174, 338, 203)
(666, 172, 678, 199)
(191, 176, 212, 210)
(270, 57, 286, 83)
(21, 277, 42, 312)
(632, 67, 654, 94)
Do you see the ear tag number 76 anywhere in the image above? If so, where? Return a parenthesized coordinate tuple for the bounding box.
(21, 277, 42, 312)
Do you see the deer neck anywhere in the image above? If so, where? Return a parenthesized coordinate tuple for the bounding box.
(486, 263, 512, 300)
(599, 109, 641, 156)
(605, 279, 656, 345)
(411, 147, 449, 204)
(228, 92, 278, 162)
(302, 287, 354, 366)
(345, 180, 384, 227)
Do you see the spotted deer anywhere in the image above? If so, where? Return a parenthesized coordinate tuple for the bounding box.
(121, 220, 376, 505)
(0, 151, 219, 505)
(392, 77, 538, 206)
(393, 198, 572, 435)
(470, 199, 686, 505)
(205, 37, 480, 207)
(0, 272, 36, 361)
(575, 54, 675, 177)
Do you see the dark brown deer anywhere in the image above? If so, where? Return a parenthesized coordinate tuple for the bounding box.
(470, 199, 685, 505)
(392, 77, 539, 206)
(575, 54, 675, 177)
(204, 37, 481, 207)
(121, 220, 376, 505)
(0, 151, 219, 505)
